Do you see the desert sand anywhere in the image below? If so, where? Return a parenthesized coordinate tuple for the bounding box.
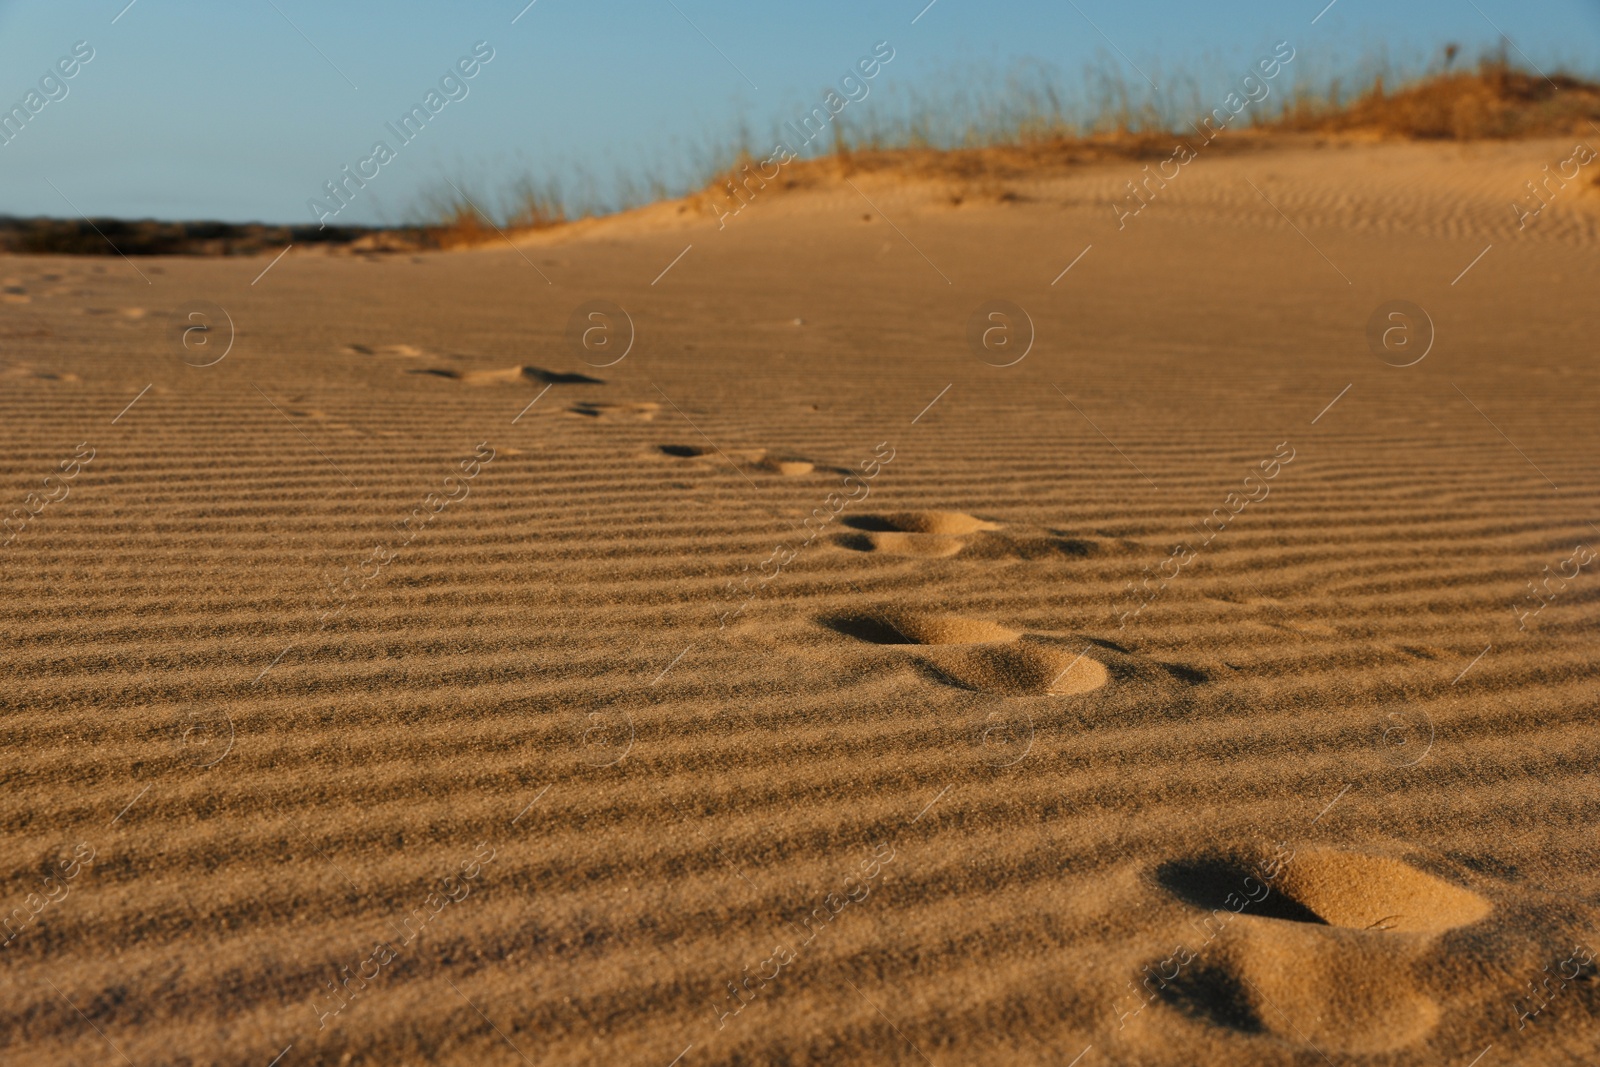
(2, 137, 1599, 1066)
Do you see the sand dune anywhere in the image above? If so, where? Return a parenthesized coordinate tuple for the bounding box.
(1, 139, 1599, 1065)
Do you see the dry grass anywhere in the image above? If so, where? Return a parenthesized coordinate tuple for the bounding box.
(1269, 61, 1600, 139)
(683, 60, 1600, 213)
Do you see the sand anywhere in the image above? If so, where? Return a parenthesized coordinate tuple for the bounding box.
(2, 136, 1599, 1066)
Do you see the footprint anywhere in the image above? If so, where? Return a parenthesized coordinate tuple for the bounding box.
(1146, 847, 1493, 1053)
(822, 609, 1216, 700)
(1157, 850, 1491, 932)
(836, 530, 967, 558)
(846, 511, 1000, 536)
(80, 307, 145, 323)
(657, 444, 814, 476)
(825, 611, 1021, 645)
(836, 512, 1109, 560)
(755, 456, 814, 476)
(2, 285, 30, 304)
(344, 342, 425, 357)
(409, 365, 603, 386)
(821, 609, 1109, 696)
(570, 401, 661, 422)
(0, 362, 80, 382)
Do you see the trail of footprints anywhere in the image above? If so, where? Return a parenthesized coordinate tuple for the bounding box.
(810, 509, 1197, 697)
(338, 340, 808, 433)
(310, 351, 1587, 1051)
(338, 340, 819, 450)
(807, 515, 1588, 1058)
(659, 440, 1152, 700)
(4, 270, 90, 305)
(343, 342, 607, 389)
(131, 340, 1583, 1056)
(343, 341, 655, 424)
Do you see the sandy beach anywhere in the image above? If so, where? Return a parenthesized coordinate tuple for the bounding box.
(2, 135, 1599, 1065)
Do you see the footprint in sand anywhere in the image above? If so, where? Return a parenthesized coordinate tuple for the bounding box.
(657, 444, 815, 476)
(569, 401, 661, 422)
(822, 608, 1217, 699)
(833, 511, 999, 558)
(408, 365, 604, 386)
(2, 284, 31, 304)
(836, 511, 1110, 561)
(823, 609, 1109, 695)
(0, 362, 81, 383)
(343, 342, 426, 357)
(1144, 847, 1496, 1054)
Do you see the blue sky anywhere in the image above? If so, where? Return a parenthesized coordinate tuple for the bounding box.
(0, 0, 1595, 225)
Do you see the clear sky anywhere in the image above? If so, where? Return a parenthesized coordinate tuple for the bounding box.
(1, 0, 1595, 226)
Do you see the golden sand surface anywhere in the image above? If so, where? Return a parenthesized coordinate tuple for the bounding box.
(2, 138, 1599, 1065)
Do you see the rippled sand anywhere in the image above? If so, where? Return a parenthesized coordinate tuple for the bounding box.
(2, 137, 1599, 1065)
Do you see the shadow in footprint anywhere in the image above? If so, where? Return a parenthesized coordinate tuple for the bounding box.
(1156, 858, 1327, 925)
(570, 402, 658, 421)
(822, 615, 916, 645)
(841, 515, 901, 533)
(409, 365, 604, 385)
(523, 367, 604, 384)
(1156, 964, 1266, 1035)
(1160, 662, 1211, 685)
(659, 444, 708, 458)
